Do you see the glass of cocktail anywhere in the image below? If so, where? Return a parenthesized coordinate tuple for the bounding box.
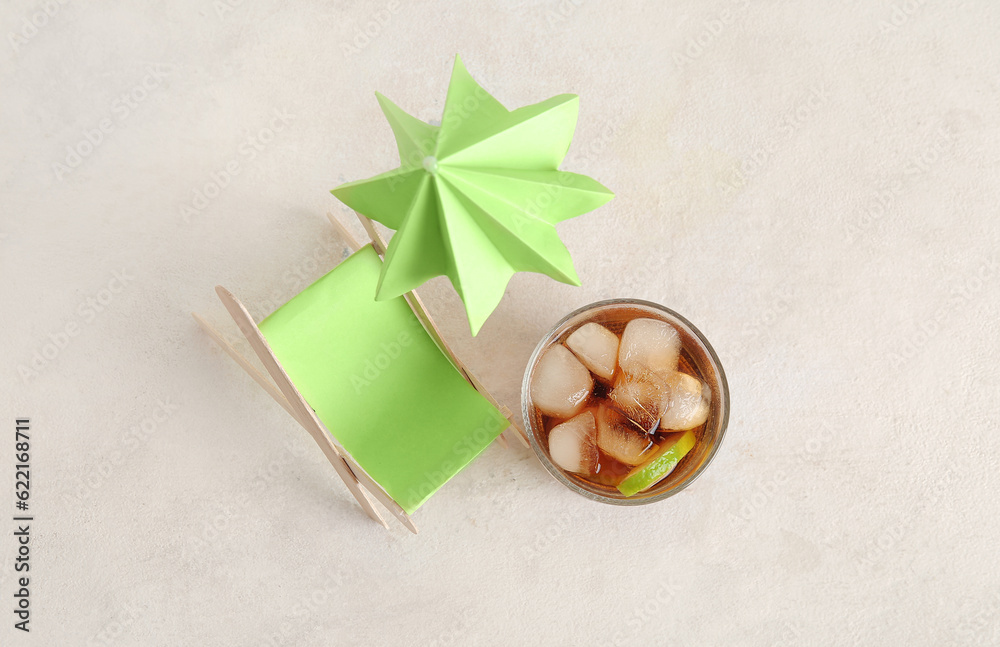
(522, 299, 729, 504)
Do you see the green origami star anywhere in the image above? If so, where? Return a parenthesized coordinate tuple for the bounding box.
(332, 55, 614, 335)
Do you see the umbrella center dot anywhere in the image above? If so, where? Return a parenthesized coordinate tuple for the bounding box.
(422, 156, 439, 175)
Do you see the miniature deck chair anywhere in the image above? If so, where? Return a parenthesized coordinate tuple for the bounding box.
(193, 212, 527, 533)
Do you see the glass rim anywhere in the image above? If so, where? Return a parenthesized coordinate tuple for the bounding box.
(520, 297, 730, 506)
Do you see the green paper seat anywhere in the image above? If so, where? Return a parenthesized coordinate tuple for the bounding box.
(258, 245, 508, 513)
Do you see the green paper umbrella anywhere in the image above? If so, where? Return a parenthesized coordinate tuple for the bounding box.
(332, 55, 614, 335)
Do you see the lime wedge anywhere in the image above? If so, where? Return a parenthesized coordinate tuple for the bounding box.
(617, 430, 697, 497)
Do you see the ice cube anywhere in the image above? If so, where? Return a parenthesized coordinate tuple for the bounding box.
(618, 318, 681, 377)
(565, 322, 619, 380)
(596, 405, 656, 466)
(547, 410, 598, 475)
(660, 372, 710, 430)
(609, 373, 667, 432)
(530, 344, 594, 418)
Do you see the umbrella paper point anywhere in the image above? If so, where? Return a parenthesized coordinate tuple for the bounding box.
(561, 265, 582, 287)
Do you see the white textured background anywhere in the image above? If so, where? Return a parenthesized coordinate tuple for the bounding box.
(2, 1, 999, 645)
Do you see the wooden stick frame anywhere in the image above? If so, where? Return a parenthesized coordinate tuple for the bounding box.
(194, 211, 526, 532)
